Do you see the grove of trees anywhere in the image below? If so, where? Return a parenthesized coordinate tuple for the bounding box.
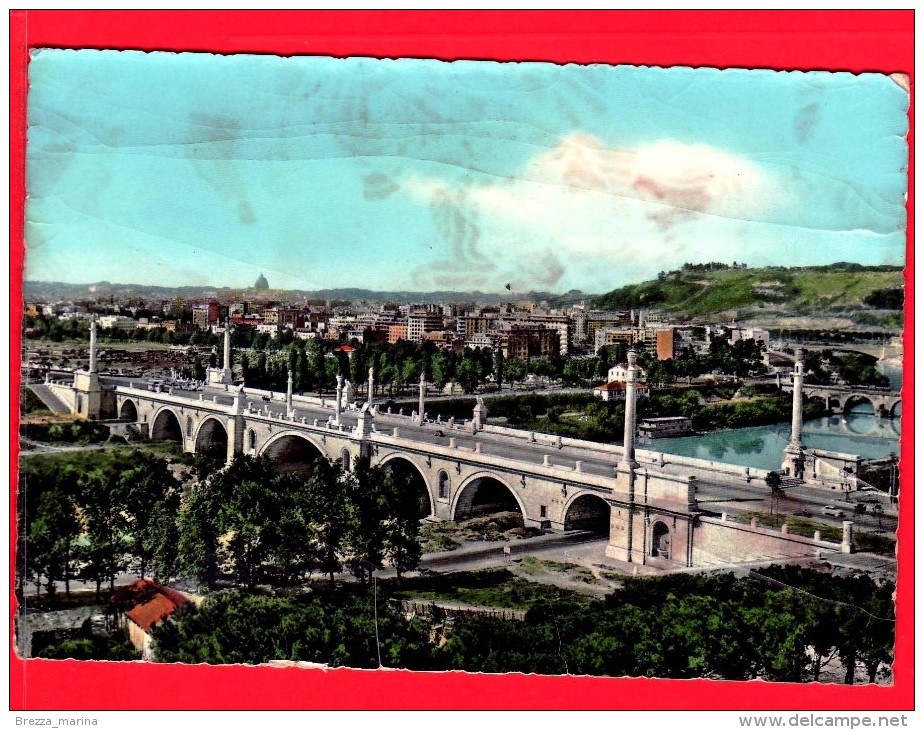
(151, 566, 895, 684)
(19, 449, 424, 601)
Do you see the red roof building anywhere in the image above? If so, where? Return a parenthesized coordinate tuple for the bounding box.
(109, 579, 190, 659)
(593, 381, 649, 401)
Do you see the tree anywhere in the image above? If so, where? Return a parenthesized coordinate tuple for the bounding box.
(304, 459, 357, 585)
(78, 467, 130, 598)
(27, 486, 82, 597)
(378, 463, 423, 582)
(119, 455, 178, 580)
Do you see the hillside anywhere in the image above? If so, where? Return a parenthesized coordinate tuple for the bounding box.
(593, 264, 905, 329)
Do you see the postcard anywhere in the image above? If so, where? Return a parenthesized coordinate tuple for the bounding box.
(15, 43, 910, 709)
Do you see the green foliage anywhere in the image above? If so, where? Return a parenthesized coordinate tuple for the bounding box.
(176, 454, 424, 589)
(22, 420, 111, 445)
(147, 564, 894, 683)
(152, 589, 433, 669)
(37, 635, 139, 661)
(592, 264, 903, 320)
(19, 448, 179, 599)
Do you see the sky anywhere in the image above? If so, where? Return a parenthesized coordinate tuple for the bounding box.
(25, 51, 909, 294)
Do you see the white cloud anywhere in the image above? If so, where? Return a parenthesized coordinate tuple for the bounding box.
(402, 133, 776, 292)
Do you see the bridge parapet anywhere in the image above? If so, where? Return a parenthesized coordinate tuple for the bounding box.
(116, 384, 235, 415)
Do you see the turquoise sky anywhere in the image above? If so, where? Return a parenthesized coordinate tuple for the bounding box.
(26, 50, 909, 294)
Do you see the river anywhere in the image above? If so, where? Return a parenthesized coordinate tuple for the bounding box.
(649, 405, 901, 471)
(650, 356, 904, 470)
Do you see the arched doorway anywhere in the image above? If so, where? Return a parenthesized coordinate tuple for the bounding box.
(195, 417, 229, 460)
(262, 434, 325, 477)
(381, 457, 432, 519)
(150, 409, 183, 444)
(651, 521, 671, 559)
(340, 448, 352, 472)
(453, 475, 523, 521)
(119, 399, 138, 422)
(564, 494, 610, 535)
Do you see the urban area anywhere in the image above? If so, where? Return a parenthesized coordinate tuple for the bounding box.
(18, 262, 902, 684)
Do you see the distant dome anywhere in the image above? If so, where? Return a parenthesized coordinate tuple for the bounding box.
(254, 272, 269, 291)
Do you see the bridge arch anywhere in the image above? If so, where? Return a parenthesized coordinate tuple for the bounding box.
(843, 394, 875, 415)
(194, 416, 229, 459)
(451, 471, 525, 522)
(378, 453, 433, 518)
(118, 398, 138, 422)
(650, 520, 672, 559)
(563, 492, 611, 535)
(150, 407, 183, 444)
(889, 399, 901, 419)
(259, 431, 328, 476)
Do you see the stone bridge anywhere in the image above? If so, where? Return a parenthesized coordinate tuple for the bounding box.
(113, 381, 706, 567)
(42, 326, 856, 569)
(781, 382, 901, 418)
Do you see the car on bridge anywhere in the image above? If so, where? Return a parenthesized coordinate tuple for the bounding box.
(821, 505, 846, 518)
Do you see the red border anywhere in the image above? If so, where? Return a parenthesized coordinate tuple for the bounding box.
(9, 10, 914, 711)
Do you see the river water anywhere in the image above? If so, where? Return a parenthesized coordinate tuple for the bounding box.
(651, 358, 903, 470)
(650, 408, 901, 472)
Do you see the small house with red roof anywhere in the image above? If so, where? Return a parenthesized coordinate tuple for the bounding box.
(109, 578, 190, 660)
(593, 381, 649, 402)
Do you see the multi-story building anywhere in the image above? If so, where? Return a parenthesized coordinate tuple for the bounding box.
(501, 325, 561, 359)
(98, 315, 136, 331)
(387, 323, 408, 344)
(407, 311, 444, 343)
(192, 302, 227, 330)
(656, 328, 676, 360)
(594, 326, 636, 354)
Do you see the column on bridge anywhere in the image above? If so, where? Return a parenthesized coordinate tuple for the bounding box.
(334, 374, 343, 425)
(620, 349, 639, 472)
(415, 372, 426, 425)
(789, 348, 804, 449)
(223, 318, 232, 374)
(782, 349, 806, 478)
(286, 368, 294, 417)
(72, 317, 102, 418)
(88, 318, 98, 374)
(208, 319, 235, 386)
(367, 366, 375, 408)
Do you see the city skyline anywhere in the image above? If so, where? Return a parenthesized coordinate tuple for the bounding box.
(26, 52, 909, 294)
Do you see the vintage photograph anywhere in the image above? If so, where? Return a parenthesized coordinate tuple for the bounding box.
(17, 50, 907, 685)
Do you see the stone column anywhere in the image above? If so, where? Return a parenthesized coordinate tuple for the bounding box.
(416, 372, 426, 425)
(620, 349, 639, 470)
(286, 369, 294, 416)
(88, 318, 98, 374)
(790, 349, 804, 449)
(334, 374, 343, 425)
(223, 319, 231, 371)
(367, 366, 375, 408)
